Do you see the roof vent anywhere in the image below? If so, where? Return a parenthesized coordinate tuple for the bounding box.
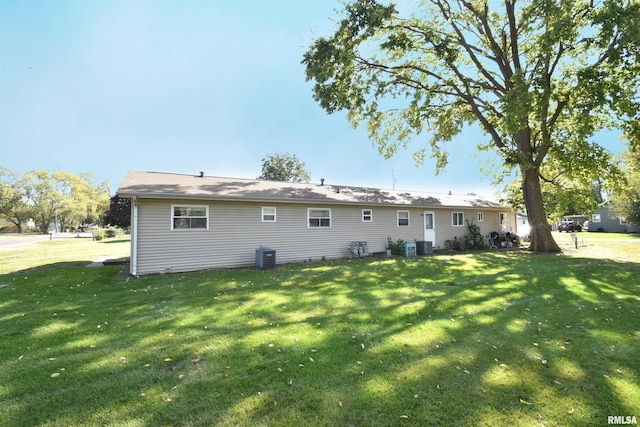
(320, 178, 325, 186)
(199, 171, 205, 178)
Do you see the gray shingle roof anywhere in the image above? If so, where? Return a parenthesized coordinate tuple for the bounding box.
(117, 171, 507, 209)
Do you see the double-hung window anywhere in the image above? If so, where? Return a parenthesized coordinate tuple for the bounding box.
(262, 207, 276, 222)
(172, 205, 208, 230)
(362, 209, 372, 222)
(308, 208, 331, 228)
(397, 210, 409, 227)
(452, 212, 464, 226)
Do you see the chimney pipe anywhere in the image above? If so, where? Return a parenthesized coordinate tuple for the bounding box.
(199, 171, 204, 178)
(320, 178, 325, 186)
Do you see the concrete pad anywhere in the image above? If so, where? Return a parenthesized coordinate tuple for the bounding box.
(87, 256, 128, 267)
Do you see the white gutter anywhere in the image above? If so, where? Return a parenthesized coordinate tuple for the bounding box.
(131, 196, 138, 276)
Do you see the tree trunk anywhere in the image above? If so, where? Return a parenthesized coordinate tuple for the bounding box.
(521, 166, 561, 253)
(10, 218, 22, 233)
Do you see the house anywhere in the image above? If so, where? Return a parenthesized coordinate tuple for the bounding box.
(515, 212, 530, 238)
(589, 202, 639, 233)
(116, 171, 516, 275)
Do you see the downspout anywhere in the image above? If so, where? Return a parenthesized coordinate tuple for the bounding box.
(131, 196, 138, 276)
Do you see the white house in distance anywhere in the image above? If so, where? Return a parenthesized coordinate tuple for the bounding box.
(117, 171, 515, 276)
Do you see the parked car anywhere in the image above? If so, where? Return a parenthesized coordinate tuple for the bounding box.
(558, 220, 582, 232)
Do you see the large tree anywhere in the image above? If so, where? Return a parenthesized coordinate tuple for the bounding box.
(50, 171, 110, 231)
(258, 152, 312, 183)
(303, 0, 640, 252)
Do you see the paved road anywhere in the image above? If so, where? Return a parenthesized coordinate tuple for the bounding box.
(0, 233, 94, 247)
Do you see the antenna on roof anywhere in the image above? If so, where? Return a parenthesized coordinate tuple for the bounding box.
(386, 169, 397, 189)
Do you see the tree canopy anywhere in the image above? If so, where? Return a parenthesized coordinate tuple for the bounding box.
(258, 152, 312, 183)
(103, 195, 132, 228)
(303, 0, 640, 252)
(0, 169, 109, 233)
(610, 150, 640, 225)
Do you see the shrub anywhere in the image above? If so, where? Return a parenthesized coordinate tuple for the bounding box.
(0, 224, 18, 233)
(464, 221, 487, 250)
(386, 236, 406, 256)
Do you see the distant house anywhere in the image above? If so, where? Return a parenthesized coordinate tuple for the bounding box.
(589, 201, 639, 233)
(515, 213, 530, 238)
(117, 171, 516, 275)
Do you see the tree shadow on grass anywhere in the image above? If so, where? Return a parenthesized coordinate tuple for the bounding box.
(1, 253, 638, 426)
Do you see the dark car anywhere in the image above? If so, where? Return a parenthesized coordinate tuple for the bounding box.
(558, 220, 582, 232)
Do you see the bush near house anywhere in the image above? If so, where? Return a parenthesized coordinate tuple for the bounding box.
(386, 236, 406, 255)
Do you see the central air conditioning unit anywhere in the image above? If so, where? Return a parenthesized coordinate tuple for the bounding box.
(255, 246, 276, 270)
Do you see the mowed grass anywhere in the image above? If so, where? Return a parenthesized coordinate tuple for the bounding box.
(0, 236, 638, 426)
(0, 234, 131, 275)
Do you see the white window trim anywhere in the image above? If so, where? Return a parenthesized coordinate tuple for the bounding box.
(477, 212, 484, 222)
(262, 206, 277, 222)
(397, 210, 410, 227)
(307, 207, 331, 228)
(620, 217, 627, 225)
(499, 212, 509, 225)
(452, 212, 464, 227)
(592, 213, 601, 223)
(362, 209, 373, 222)
(171, 204, 209, 230)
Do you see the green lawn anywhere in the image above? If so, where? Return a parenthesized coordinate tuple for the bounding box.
(0, 235, 130, 275)
(0, 238, 638, 426)
(553, 231, 640, 240)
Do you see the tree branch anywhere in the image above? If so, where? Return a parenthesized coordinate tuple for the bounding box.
(431, 0, 509, 93)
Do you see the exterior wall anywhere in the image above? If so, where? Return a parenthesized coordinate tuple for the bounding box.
(431, 209, 515, 246)
(590, 206, 634, 233)
(131, 198, 515, 275)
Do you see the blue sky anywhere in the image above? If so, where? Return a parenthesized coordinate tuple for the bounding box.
(0, 0, 624, 198)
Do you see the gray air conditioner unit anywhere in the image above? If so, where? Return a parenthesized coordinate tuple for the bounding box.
(255, 247, 276, 270)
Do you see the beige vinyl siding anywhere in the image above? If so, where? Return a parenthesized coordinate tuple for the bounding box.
(132, 198, 515, 275)
(429, 210, 517, 246)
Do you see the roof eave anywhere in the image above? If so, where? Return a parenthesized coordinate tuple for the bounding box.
(116, 191, 510, 210)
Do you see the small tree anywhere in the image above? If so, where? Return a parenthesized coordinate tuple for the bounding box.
(258, 153, 311, 183)
(103, 195, 131, 228)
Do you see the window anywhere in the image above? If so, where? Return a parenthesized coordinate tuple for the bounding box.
(397, 210, 409, 227)
(308, 208, 331, 228)
(592, 213, 601, 223)
(362, 209, 372, 222)
(262, 207, 276, 222)
(499, 212, 509, 225)
(477, 212, 484, 222)
(171, 205, 208, 230)
(620, 217, 627, 225)
(452, 212, 464, 226)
